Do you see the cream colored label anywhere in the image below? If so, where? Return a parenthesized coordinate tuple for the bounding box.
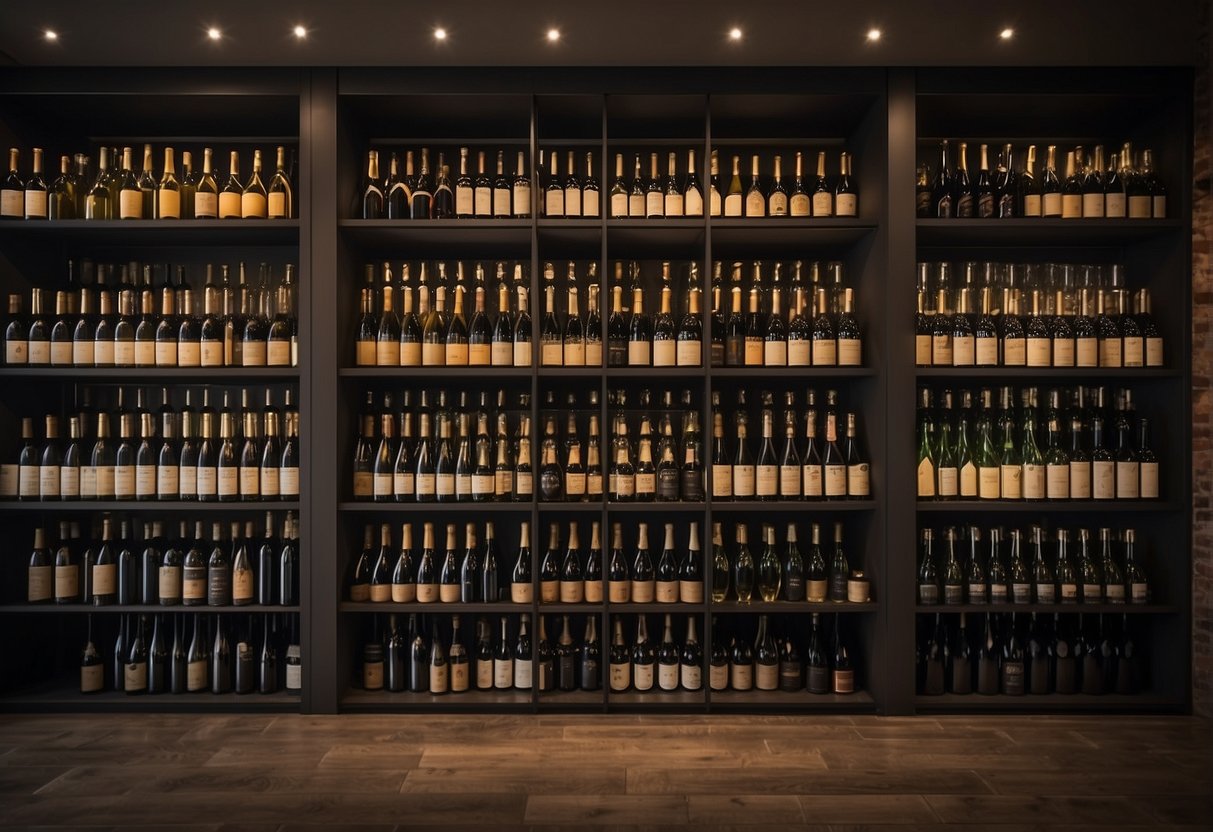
(189, 661, 209, 690)
(632, 580, 655, 603)
(1022, 464, 1045, 499)
(1026, 338, 1051, 367)
(1075, 338, 1098, 367)
(1002, 337, 1025, 366)
(789, 339, 811, 366)
(158, 189, 180, 218)
(1069, 461, 1091, 498)
(1105, 193, 1125, 217)
(457, 189, 474, 216)
(240, 466, 260, 497)
(959, 462, 977, 497)
(1128, 195, 1151, 218)
(1092, 461, 1115, 499)
(94, 340, 115, 366)
(835, 193, 857, 217)
(159, 566, 181, 598)
(196, 467, 217, 497)
(136, 465, 157, 497)
(113, 341, 135, 366)
(514, 341, 532, 366)
(745, 191, 765, 216)
(39, 466, 59, 498)
(724, 193, 743, 216)
(494, 658, 514, 688)
(952, 335, 975, 366)
(242, 341, 267, 366)
(440, 584, 461, 603)
(628, 341, 650, 366)
(55, 565, 78, 599)
(811, 192, 832, 217)
(1100, 339, 1122, 367)
(2, 189, 24, 216)
(1052, 338, 1074, 367)
(25, 190, 48, 218)
(585, 341, 602, 366)
(51, 341, 72, 366)
(114, 465, 135, 498)
(712, 464, 733, 497)
(780, 465, 801, 497)
(92, 563, 116, 595)
(219, 192, 241, 218)
(233, 568, 254, 600)
(645, 191, 662, 217)
(1046, 464, 1070, 499)
(445, 343, 468, 366)
(610, 662, 630, 691)
(930, 335, 952, 366)
(1140, 462, 1159, 499)
(730, 664, 753, 690)
(201, 341, 224, 367)
(999, 465, 1022, 499)
(679, 579, 703, 603)
(658, 663, 679, 690)
(400, 342, 421, 366)
(744, 340, 764, 366)
(1061, 194, 1082, 218)
(837, 338, 861, 366)
(653, 341, 676, 367)
(436, 473, 455, 497)
(60, 466, 79, 498)
(682, 189, 700, 216)
(975, 338, 998, 366)
(676, 340, 700, 366)
(78, 465, 96, 498)
(633, 663, 654, 691)
(608, 581, 630, 603)
(584, 579, 603, 602)
(415, 583, 439, 603)
(29, 341, 50, 364)
(1042, 193, 1062, 216)
(1023, 194, 1042, 216)
(709, 663, 728, 690)
(802, 464, 822, 497)
(5, 341, 27, 364)
(1115, 462, 1140, 499)
(610, 193, 628, 217)
(733, 465, 756, 497)
(1123, 338, 1144, 367)
(422, 343, 445, 366)
(474, 187, 491, 215)
(848, 463, 870, 496)
(511, 582, 533, 603)
(655, 581, 678, 603)
(469, 343, 491, 366)
(81, 662, 104, 692)
(978, 466, 1000, 499)
(134, 341, 155, 366)
(0, 464, 18, 497)
(1082, 193, 1104, 218)
(19, 465, 38, 498)
(241, 192, 267, 218)
(812, 339, 837, 366)
(391, 582, 416, 603)
(28, 565, 52, 601)
(756, 465, 778, 497)
(1146, 338, 1164, 367)
(96, 465, 116, 497)
(790, 193, 810, 216)
(195, 192, 217, 218)
(217, 467, 238, 497)
(491, 341, 513, 366)
(119, 190, 143, 219)
(451, 663, 469, 692)
(824, 465, 846, 497)
(938, 466, 958, 497)
(178, 342, 201, 366)
(280, 467, 299, 496)
(355, 341, 375, 366)
(268, 192, 288, 218)
(767, 192, 786, 216)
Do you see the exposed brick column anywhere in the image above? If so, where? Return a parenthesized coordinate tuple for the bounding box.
(1192, 0, 1211, 717)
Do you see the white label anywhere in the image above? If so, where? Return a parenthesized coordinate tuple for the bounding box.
(1022, 464, 1045, 499)
(824, 465, 846, 497)
(756, 465, 778, 497)
(610, 193, 628, 218)
(286, 663, 302, 690)
(494, 659, 514, 689)
(1115, 462, 1140, 499)
(978, 466, 1000, 499)
(217, 467, 238, 498)
(197, 467, 217, 498)
(802, 464, 823, 497)
(280, 466, 300, 496)
(136, 465, 157, 497)
(847, 463, 870, 496)
(456, 188, 474, 216)
(779, 465, 801, 497)
(114, 465, 133, 497)
(1140, 462, 1160, 499)
(724, 194, 743, 217)
(195, 191, 217, 218)
(1003, 338, 1025, 366)
(712, 464, 732, 498)
(812, 339, 837, 366)
(811, 192, 833, 217)
(733, 465, 755, 498)
(240, 466, 260, 497)
(653, 341, 675, 367)
(680, 664, 702, 691)
(79, 465, 96, 498)
(633, 663, 654, 691)
(24, 190, 48, 218)
(683, 189, 701, 216)
(952, 335, 975, 366)
(1046, 464, 1070, 499)
(676, 340, 700, 367)
(60, 465, 79, 498)
(1092, 461, 1116, 499)
(585, 341, 602, 367)
(513, 341, 531, 367)
(999, 464, 1022, 499)
(658, 664, 679, 691)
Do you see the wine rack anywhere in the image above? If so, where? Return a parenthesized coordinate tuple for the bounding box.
(0, 66, 1193, 715)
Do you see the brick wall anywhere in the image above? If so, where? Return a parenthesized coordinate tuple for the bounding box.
(1193, 0, 1211, 717)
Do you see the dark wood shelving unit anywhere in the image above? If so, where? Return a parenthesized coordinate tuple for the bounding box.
(0, 66, 1192, 716)
(0, 604, 302, 614)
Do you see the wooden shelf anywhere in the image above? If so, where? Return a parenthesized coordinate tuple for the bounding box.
(709, 689, 875, 709)
(916, 500, 1180, 513)
(339, 501, 530, 512)
(914, 603, 1178, 614)
(606, 603, 706, 613)
(710, 366, 876, 378)
(0, 367, 300, 380)
(914, 692, 1185, 712)
(0, 604, 300, 614)
(916, 367, 1180, 379)
(0, 218, 300, 245)
(340, 602, 527, 614)
(339, 366, 532, 378)
(604, 501, 707, 512)
(338, 218, 532, 251)
(712, 601, 878, 613)
(0, 500, 300, 512)
(340, 687, 534, 711)
(606, 688, 706, 707)
(916, 217, 1184, 246)
(0, 683, 300, 712)
(713, 500, 877, 512)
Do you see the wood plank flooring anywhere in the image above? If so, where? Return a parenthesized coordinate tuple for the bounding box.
(0, 713, 1208, 830)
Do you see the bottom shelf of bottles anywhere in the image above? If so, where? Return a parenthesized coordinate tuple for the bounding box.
(345, 608, 869, 711)
(0, 610, 303, 709)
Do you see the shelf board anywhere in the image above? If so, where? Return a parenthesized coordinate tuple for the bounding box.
(339, 366, 532, 378)
(340, 601, 527, 614)
(709, 689, 875, 709)
(338, 218, 532, 250)
(710, 366, 876, 379)
(605, 219, 705, 252)
(0, 683, 300, 712)
(538, 501, 605, 512)
(914, 603, 1177, 614)
(339, 500, 530, 513)
(606, 689, 706, 707)
(538, 603, 605, 613)
(604, 366, 703, 377)
(0, 367, 300, 380)
(341, 687, 534, 711)
(0, 218, 301, 245)
(536, 218, 602, 230)
(0, 604, 300, 614)
(604, 501, 707, 512)
(606, 603, 706, 613)
(710, 218, 877, 249)
(712, 601, 878, 613)
(713, 499, 877, 512)
(0, 500, 300, 512)
(537, 366, 606, 378)
(538, 688, 606, 707)
(916, 217, 1184, 246)
(914, 692, 1184, 712)
(916, 366, 1181, 379)
(916, 500, 1180, 513)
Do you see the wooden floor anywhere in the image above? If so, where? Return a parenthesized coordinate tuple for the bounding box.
(0, 713, 1209, 831)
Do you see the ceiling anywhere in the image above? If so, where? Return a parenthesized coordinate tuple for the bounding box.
(0, 0, 1202, 68)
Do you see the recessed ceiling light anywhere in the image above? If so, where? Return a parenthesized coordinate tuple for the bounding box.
(207, 27, 221, 41)
(293, 25, 307, 39)
(866, 28, 881, 42)
(728, 27, 743, 41)
(1000, 27, 1014, 40)
(44, 29, 58, 42)
(434, 27, 447, 41)
(546, 28, 560, 42)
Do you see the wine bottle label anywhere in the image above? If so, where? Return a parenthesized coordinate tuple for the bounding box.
(582, 578, 602, 602)
(999, 465, 1022, 499)
(807, 578, 827, 602)
(914, 335, 932, 366)
(824, 464, 846, 497)
(158, 566, 181, 599)
(995, 337, 1023, 366)
(51, 341, 73, 366)
(198, 340, 224, 366)
(474, 187, 492, 215)
(390, 581, 416, 602)
(366, 472, 390, 500)
(1021, 193, 1042, 216)
(1140, 462, 1159, 498)
(178, 342, 201, 366)
(217, 467, 238, 497)
(510, 582, 533, 603)
(1082, 193, 1105, 218)
(1123, 337, 1144, 367)
(233, 568, 254, 600)
(494, 658, 514, 689)
(493, 188, 512, 217)
(632, 580, 655, 603)
(113, 340, 135, 367)
(513, 185, 531, 215)
(285, 660, 302, 690)
(1067, 461, 1090, 498)
(937, 466, 958, 498)
(1092, 461, 1116, 499)
(918, 584, 939, 604)
(1022, 464, 1044, 499)
(39, 465, 60, 498)
(628, 341, 651, 367)
(633, 663, 654, 691)
(608, 581, 629, 603)
(978, 466, 1000, 499)
(729, 663, 753, 691)
(549, 190, 568, 217)
(482, 340, 512, 367)
(811, 192, 833, 217)
(989, 584, 1008, 603)
(740, 339, 761, 366)
(580, 340, 600, 367)
(1115, 462, 1140, 499)
(933, 334, 957, 366)
(174, 463, 195, 498)
(653, 341, 676, 367)
(567, 188, 585, 216)
(95, 465, 116, 497)
(970, 336, 997, 366)
(55, 565, 78, 599)
(1045, 464, 1070, 499)
(60, 466, 79, 498)
(803, 464, 823, 497)
(654, 581, 678, 603)
(559, 580, 585, 603)
(733, 465, 756, 497)
(79, 662, 103, 692)
(280, 466, 300, 496)
(92, 562, 116, 595)
(782, 338, 809, 366)
(1153, 195, 1167, 217)
(610, 193, 628, 218)
(352, 471, 373, 498)
(440, 583, 461, 603)
(456, 188, 474, 216)
(1061, 194, 1082, 219)
(1011, 582, 1031, 603)
(1082, 583, 1102, 603)
(724, 193, 743, 217)
(1100, 339, 1122, 367)
(847, 464, 870, 497)
(513, 341, 532, 366)
(1001, 662, 1025, 695)
(614, 474, 636, 498)
(1102, 192, 1125, 217)
(492, 469, 512, 497)
(753, 662, 778, 691)
(475, 658, 494, 689)
(208, 568, 231, 603)
(472, 472, 495, 497)
(414, 583, 438, 603)
(779, 465, 801, 497)
(28, 565, 52, 601)
(459, 342, 489, 366)
(1145, 337, 1164, 367)
(712, 464, 733, 498)
(674, 577, 702, 603)
(124, 661, 148, 691)
(451, 662, 469, 692)
(1052, 338, 1075, 367)
(658, 663, 679, 691)
(514, 471, 533, 497)
(183, 568, 206, 599)
(113, 465, 134, 498)
(93, 340, 115, 366)
(763, 341, 787, 367)
(196, 466, 218, 497)
(1131, 581, 1149, 603)
(1036, 583, 1056, 603)
(1026, 338, 1050, 366)
(756, 465, 778, 497)
(117, 190, 142, 219)
(136, 465, 157, 497)
(420, 343, 445, 367)
(1105, 583, 1126, 602)
(134, 341, 156, 366)
(239, 340, 267, 366)
(671, 340, 701, 367)
(4, 338, 26, 364)
(832, 668, 855, 694)
(219, 192, 242, 218)
(29, 340, 50, 365)
(445, 343, 468, 366)
(260, 465, 279, 498)
(810, 339, 839, 366)
(952, 335, 974, 366)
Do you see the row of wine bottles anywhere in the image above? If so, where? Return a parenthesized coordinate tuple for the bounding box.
(916, 385, 1159, 501)
(917, 612, 1143, 696)
(916, 270, 1162, 369)
(361, 148, 535, 220)
(918, 140, 1165, 219)
(25, 513, 300, 607)
(358, 611, 860, 695)
(3, 262, 299, 368)
(3, 388, 301, 502)
(1, 145, 295, 221)
(916, 523, 1150, 607)
(79, 612, 301, 695)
